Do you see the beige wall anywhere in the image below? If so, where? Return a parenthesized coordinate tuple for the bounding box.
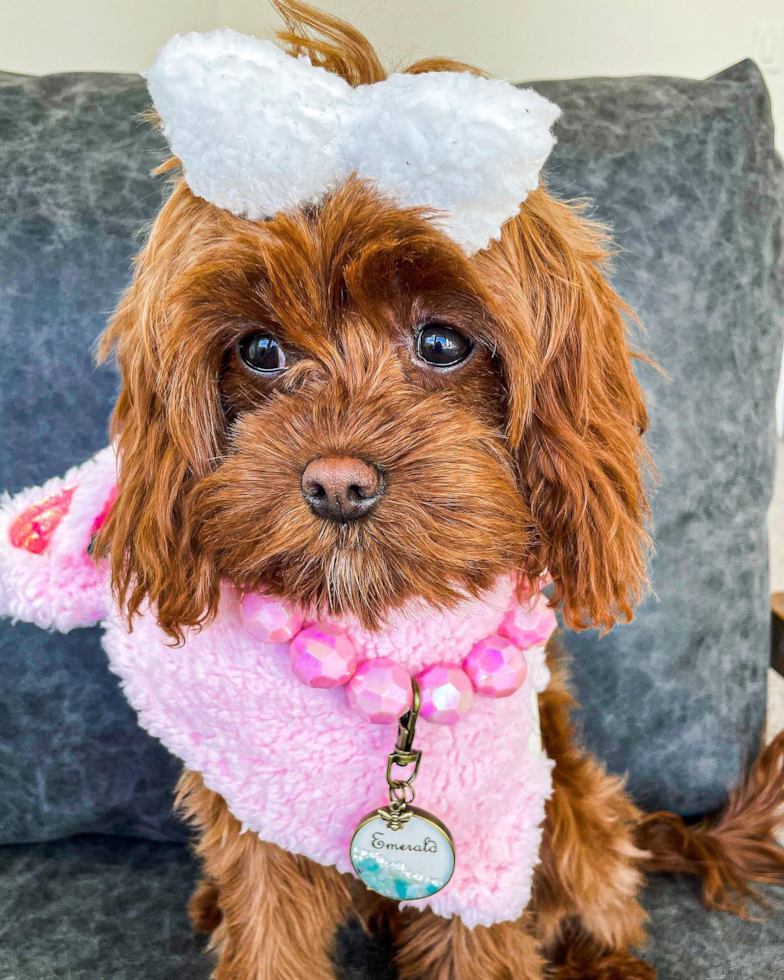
(0, 0, 214, 75)
(1, 0, 782, 150)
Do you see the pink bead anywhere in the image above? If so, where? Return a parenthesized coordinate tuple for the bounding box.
(417, 664, 474, 725)
(499, 604, 557, 651)
(463, 635, 527, 698)
(240, 594, 303, 645)
(289, 625, 357, 689)
(347, 658, 413, 725)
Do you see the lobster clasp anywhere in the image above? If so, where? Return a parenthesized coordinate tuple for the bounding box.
(387, 678, 422, 781)
(395, 677, 420, 755)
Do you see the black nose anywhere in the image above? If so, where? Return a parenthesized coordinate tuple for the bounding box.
(301, 456, 383, 522)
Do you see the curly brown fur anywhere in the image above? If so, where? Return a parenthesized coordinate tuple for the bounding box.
(549, 922, 656, 980)
(94, 160, 651, 641)
(91, 3, 784, 979)
(189, 878, 223, 935)
(177, 769, 354, 980)
(637, 730, 784, 917)
(392, 909, 545, 980)
(93, 3, 651, 642)
(533, 646, 648, 954)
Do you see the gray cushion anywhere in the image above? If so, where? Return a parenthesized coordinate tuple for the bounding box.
(0, 61, 781, 842)
(0, 835, 780, 980)
(0, 73, 184, 843)
(0, 837, 208, 980)
(537, 61, 784, 815)
(0, 836, 395, 980)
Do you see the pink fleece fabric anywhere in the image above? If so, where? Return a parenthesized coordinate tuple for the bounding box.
(0, 447, 114, 631)
(0, 448, 555, 928)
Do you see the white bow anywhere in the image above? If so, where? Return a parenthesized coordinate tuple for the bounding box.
(145, 29, 560, 255)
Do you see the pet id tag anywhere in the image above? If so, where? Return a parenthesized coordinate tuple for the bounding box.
(350, 680, 456, 901)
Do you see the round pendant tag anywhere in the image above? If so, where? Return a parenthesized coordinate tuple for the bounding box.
(350, 805, 456, 900)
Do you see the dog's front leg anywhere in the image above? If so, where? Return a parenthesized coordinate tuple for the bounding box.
(392, 907, 545, 980)
(177, 769, 352, 980)
(533, 652, 654, 979)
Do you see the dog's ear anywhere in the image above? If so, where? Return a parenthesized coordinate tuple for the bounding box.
(481, 189, 652, 633)
(93, 187, 223, 641)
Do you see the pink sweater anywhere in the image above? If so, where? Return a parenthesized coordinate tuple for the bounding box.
(0, 447, 555, 928)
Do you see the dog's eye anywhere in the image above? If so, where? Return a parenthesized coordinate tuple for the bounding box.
(416, 324, 472, 367)
(238, 333, 287, 373)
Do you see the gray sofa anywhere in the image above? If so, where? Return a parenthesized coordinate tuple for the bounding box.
(1, 59, 783, 978)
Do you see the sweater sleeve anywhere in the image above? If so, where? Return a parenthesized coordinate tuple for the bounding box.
(0, 446, 117, 632)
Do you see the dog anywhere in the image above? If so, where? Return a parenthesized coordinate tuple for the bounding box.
(3, 3, 784, 978)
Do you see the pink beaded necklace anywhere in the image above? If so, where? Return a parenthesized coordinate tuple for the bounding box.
(239, 587, 556, 727)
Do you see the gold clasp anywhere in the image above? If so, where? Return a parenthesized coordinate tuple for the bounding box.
(386, 678, 422, 791)
(395, 677, 420, 756)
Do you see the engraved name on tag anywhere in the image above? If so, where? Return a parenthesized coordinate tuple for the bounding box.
(351, 805, 456, 901)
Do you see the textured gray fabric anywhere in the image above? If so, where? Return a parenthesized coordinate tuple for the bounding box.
(642, 876, 784, 979)
(0, 837, 209, 980)
(0, 835, 781, 980)
(0, 836, 396, 980)
(0, 72, 185, 843)
(0, 61, 781, 843)
(536, 61, 784, 815)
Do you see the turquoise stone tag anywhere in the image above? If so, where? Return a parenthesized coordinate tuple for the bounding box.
(350, 804, 456, 901)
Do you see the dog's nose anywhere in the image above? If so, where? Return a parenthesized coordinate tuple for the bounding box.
(301, 456, 383, 522)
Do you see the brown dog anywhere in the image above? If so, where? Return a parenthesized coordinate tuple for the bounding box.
(92, 3, 784, 977)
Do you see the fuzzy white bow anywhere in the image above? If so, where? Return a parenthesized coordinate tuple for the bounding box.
(145, 29, 561, 255)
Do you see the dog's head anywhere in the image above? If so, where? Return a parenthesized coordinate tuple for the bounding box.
(95, 4, 651, 641)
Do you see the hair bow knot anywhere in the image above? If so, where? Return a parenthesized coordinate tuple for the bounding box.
(145, 29, 560, 255)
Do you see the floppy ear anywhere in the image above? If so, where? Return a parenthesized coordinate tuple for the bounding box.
(482, 189, 652, 633)
(93, 185, 224, 641)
